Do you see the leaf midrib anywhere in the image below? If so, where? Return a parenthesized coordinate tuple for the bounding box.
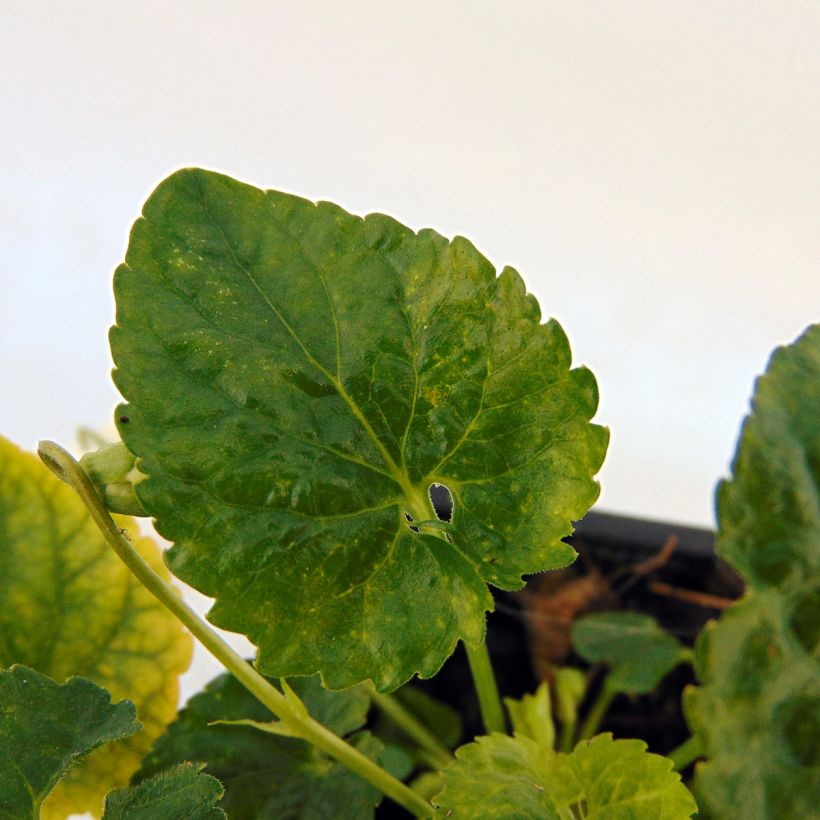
(197, 187, 430, 517)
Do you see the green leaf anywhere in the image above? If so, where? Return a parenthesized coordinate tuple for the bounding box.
(571, 612, 690, 694)
(110, 168, 608, 690)
(504, 683, 555, 748)
(102, 763, 226, 820)
(0, 666, 140, 819)
(433, 732, 696, 818)
(0, 436, 193, 818)
(137, 670, 385, 819)
(686, 324, 820, 819)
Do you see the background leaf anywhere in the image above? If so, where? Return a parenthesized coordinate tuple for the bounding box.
(0, 436, 192, 818)
(0, 666, 139, 819)
(686, 324, 820, 819)
(433, 732, 696, 819)
(110, 168, 608, 690)
(102, 763, 225, 820)
(372, 685, 462, 768)
(571, 611, 691, 694)
(136, 670, 386, 819)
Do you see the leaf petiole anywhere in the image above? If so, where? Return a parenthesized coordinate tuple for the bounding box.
(577, 677, 616, 742)
(370, 690, 454, 770)
(37, 440, 433, 819)
(464, 641, 506, 734)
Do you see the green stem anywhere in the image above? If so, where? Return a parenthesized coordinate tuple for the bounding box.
(577, 680, 616, 742)
(38, 440, 432, 819)
(558, 717, 577, 753)
(464, 641, 506, 734)
(370, 691, 453, 770)
(668, 734, 703, 771)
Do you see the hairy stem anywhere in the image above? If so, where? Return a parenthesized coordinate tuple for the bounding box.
(38, 440, 432, 819)
(668, 734, 704, 771)
(464, 641, 506, 734)
(370, 691, 453, 770)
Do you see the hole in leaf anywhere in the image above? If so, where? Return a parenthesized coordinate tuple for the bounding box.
(428, 483, 453, 522)
(404, 512, 419, 533)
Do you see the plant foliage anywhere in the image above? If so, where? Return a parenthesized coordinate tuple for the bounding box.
(0, 666, 139, 820)
(0, 436, 192, 818)
(136, 671, 385, 819)
(109, 168, 607, 690)
(433, 731, 696, 818)
(686, 324, 820, 818)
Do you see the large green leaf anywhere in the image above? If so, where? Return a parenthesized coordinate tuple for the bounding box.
(102, 763, 226, 820)
(0, 436, 193, 818)
(433, 732, 696, 818)
(110, 168, 608, 690)
(571, 612, 691, 694)
(686, 324, 820, 818)
(0, 666, 139, 819)
(136, 670, 386, 819)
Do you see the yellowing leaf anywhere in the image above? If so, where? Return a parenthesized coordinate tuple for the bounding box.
(0, 436, 192, 818)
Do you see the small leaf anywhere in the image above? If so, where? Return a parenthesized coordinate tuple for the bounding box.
(504, 683, 555, 748)
(110, 168, 608, 690)
(102, 763, 226, 820)
(137, 671, 384, 819)
(433, 732, 696, 819)
(552, 667, 587, 727)
(686, 325, 820, 819)
(0, 436, 193, 818)
(571, 611, 689, 694)
(0, 666, 139, 819)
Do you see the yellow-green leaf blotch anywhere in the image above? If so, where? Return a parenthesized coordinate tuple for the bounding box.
(0, 436, 193, 818)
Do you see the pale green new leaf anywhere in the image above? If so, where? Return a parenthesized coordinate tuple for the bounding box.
(433, 732, 696, 818)
(102, 763, 225, 820)
(504, 683, 555, 748)
(136, 671, 385, 819)
(0, 666, 139, 820)
(110, 168, 608, 690)
(572, 612, 690, 694)
(686, 324, 820, 819)
(0, 436, 193, 818)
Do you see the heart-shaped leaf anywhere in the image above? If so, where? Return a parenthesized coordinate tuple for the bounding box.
(572, 611, 691, 694)
(433, 732, 696, 818)
(0, 436, 193, 818)
(136, 671, 385, 819)
(102, 763, 226, 820)
(686, 324, 820, 819)
(110, 168, 608, 690)
(0, 666, 139, 820)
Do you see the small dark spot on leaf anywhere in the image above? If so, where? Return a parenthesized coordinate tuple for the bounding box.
(119, 415, 130, 424)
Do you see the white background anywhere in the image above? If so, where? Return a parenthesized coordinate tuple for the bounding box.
(2, 0, 819, 729)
